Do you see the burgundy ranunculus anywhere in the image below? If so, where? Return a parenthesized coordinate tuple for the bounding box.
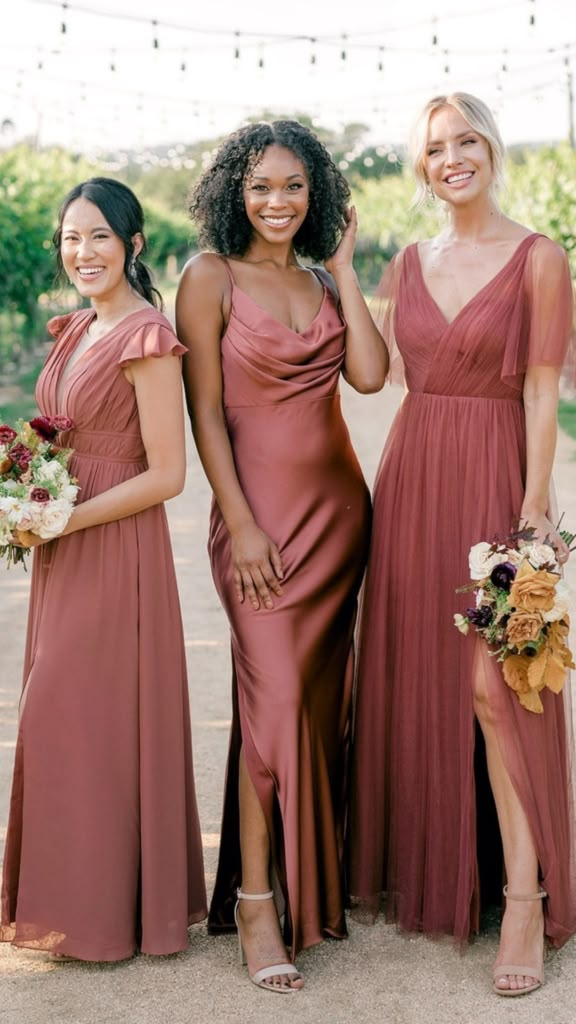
(30, 486, 51, 503)
(0, 425, 18, 444)
(490, 561, 517, 592)
(30, 416, 58, 441)
(51, 415, 74, 432)
(467, 604, 494, 629)
(9, 442, 33, 469)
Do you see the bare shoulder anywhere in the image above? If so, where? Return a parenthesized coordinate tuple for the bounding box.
(178, 251, 230, 298)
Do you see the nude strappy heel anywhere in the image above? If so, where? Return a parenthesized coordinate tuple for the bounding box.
(234, 888, 302, 993)
(493, 885, 547, 997)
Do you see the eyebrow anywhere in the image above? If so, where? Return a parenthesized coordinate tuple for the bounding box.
(427, 131, 477, 146)
(62, 224, 111, 232)
(250, 173, 306, 180)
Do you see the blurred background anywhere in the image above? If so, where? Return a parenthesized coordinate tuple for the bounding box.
(0, 0, 574, 440)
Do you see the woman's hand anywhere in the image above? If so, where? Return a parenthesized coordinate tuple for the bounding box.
(230, 522, 284, 610)
(12, 530, 51, 549)
(324, 205, 357, 277)
(520, 512, 570, 566)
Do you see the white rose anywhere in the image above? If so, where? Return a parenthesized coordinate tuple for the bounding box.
(35, 498, 73, 539)
(61, 483, 80, 502)
(468, 542, 509, 581)
(542, 579, 572, 623)
(454, 613, 470, 635)
(520, 542, 559, 571)
(0, 496, 24, 527)
(15, 502, 42, 532)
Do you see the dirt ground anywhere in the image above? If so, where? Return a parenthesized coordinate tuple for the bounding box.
(1, 382, 575, 1024)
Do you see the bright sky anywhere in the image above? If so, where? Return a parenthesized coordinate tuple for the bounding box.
(1, 0, 574, 154)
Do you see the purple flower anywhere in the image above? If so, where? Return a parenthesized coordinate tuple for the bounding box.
(467, 605, 494, 629)
(490, 561, 517, 592)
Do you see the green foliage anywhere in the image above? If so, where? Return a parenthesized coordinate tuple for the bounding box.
(558, 400, 576, 441)
(502, 143, 576, 272)
(1, 130, 575, 371)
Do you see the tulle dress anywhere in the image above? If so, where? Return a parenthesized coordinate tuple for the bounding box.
(1, 308, 207, 961)
(349, 233, 576, 946)
(206, 266, 371, 957)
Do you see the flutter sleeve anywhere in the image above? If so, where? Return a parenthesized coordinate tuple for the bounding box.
(502, 236, 575, 389)
(371, 250, 405, 386)
(118, 321, 187, 367)
(46, 313, 75, 339)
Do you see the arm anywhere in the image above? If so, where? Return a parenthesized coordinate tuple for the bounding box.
(175, 254, 283, 610)
(520, 364, 568, 562)
(18, 349, 187, 546)
(520, 239, 573, 563)
(324, 205, 389, 393)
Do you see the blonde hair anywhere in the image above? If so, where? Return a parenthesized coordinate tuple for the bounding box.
(409, 92, 506, 207)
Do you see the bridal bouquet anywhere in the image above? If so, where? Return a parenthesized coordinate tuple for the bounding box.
(0, 416, 79, 569)
(454, 525, 575, 714)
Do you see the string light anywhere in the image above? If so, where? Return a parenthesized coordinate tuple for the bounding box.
(377, 46, 384, 73)
(528, 0, 536, 29)
(61, 1, 68, 34)
(340, 34, 347, 65)
(310, 38, 317, 67)
(152, 19, 159, 49)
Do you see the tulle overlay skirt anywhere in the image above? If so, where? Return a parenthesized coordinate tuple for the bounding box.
(349, 391, 576, 946)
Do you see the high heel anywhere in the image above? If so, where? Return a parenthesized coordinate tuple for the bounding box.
(234, 888, 302, 992)
(493, 885, 547, 997)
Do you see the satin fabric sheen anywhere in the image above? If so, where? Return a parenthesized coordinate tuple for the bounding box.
(1, 308, 207, 961)
(207, 270, 371, 956)
(350, 234, 576, 947)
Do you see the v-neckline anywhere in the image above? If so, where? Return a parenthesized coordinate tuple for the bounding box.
(229, 272, 328, 337)
(55, 306, 152, 409)
(413, 233, 537, 328)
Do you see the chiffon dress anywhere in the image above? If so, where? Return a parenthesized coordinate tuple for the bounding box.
(207, 266, 371, 957)
(350, 234, 576, 947)
(1, 308, 207, 961)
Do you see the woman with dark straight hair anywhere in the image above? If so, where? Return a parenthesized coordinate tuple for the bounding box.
(1, 176, 207, 962)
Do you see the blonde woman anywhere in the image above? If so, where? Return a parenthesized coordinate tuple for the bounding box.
(349, 93, 575, 996)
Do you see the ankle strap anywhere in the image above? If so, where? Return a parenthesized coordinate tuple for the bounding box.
(236, 888, 274, 901)
(503, 884, 547, 901)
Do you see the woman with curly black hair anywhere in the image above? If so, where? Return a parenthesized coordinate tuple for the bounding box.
(176, 120, 387, 992)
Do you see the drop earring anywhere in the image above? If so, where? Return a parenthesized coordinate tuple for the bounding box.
(129, 254, 138, 279)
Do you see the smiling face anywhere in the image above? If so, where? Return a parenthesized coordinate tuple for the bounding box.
(59, 197, 142, 302)
(243, 144, 310, 246)
(424, 106, 494, 205)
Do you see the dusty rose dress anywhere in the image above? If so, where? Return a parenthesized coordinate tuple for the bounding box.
(206, 267, 371, 956)
(1, 308, 207, 961)
(350, 234, 576, 947)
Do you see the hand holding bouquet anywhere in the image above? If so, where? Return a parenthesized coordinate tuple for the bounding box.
(0, 416, 79, 569)
(455, 525, 575, 714)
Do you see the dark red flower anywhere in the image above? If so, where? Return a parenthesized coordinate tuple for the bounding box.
(0, 425, 18, 444)
(51, 415, 74, 432)
(30, 487, 51, 503)
(30, 416, 58, 441)
(9, 442, 33, 469)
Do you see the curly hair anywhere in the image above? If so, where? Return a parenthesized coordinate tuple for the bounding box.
(189, 121, 350, 263)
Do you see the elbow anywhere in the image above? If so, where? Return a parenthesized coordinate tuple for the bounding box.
(345, 367, 387, 394)
(356, 374, 386, 395)
(157, 465, 186, 501)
